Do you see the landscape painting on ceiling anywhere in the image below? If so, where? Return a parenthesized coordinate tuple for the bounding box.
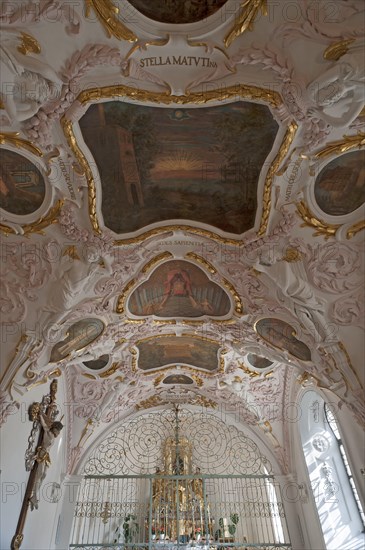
(127, 0, 228, 24)
(255, 318, 311, 362)
(135, 336, 221, 371)
(314, 150, 365, 216)
(79, 101, 278, 235)
(128, 260, 231, 317)
(0, 149, 45, 215)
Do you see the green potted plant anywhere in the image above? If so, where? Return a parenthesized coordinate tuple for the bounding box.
(123, 513, 139, 544)
(217, 513, 239, 540)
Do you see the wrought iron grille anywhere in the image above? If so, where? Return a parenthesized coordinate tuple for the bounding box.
(70, 409, 291, 549)
(69, 474, 291, 549)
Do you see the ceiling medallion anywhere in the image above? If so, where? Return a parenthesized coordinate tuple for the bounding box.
(254, 318, 312, 362)
(127, 258, 233, 318)
(63, 84, 296, 240)
(117, 255, 241, 319)
(314, 150, 365, 218)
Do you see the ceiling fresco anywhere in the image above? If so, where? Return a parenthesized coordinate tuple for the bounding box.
(314, 150, 365, 216)
(126, 0, 229, 24)
(0, 149, 45, 215)
(79, 101, 278, 234)
(1, 5, 365, 542)
(163, 374, 194, 385)
(49, 319, 105, 363)
(83, 354, 110, 371)
(128, 260, 231, 317)
(255, 318, 312, 362)
(135, 336, 222, 372)
(247, 354, 273, 370)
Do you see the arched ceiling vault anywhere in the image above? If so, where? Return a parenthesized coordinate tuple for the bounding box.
(0, 0, 364, 475)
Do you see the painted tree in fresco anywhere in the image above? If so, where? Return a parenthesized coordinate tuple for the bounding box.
(104, 103, 160, 185)
(211, 104, 278, 183)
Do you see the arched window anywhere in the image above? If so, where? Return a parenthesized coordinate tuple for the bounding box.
(300, 391, 365, 550)
(324, 404, 365, 527)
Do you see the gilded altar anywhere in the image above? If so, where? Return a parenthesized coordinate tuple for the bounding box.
(149, 437, 212, 542)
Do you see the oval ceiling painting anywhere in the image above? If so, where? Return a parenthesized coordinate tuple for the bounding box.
(0, 149, 45, 215)
(255, 318, 311, 362)
(83, 354, 109, 371)
(79, 101, 278, 235)
(50, 318, 105, 363)
(127, 0, 228, 24)
(247, 353, 273, 370)
(314, 150, 365, 216)
(135, 336, 221, 372)
(128, 260, 231, 318)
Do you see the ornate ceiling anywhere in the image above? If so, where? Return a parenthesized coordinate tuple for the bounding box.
(0, 0, 364, 476)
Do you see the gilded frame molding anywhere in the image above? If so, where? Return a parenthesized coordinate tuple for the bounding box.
(61, 83, 297, 242)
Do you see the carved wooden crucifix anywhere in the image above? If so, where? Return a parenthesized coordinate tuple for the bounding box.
(11, 379, 63, 550)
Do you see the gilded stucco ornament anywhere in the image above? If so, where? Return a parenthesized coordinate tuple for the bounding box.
(0, 200, 64, 237)
(346, 220, 365, 240)
(323, 39, 356, 61)
(184, 253, 217, 275)
(224, 0, 268, 48)
(17, 32, 40, 55)
(314, 132, 365, 159)
(122, 35, 236, 95)
(0, 132, 42, 156)
(296, 202, 364, 241)
(85, 0, 138, 42)
(296, 201, 341, 239)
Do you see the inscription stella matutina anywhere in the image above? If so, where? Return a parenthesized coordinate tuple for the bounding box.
(139, 56, 218, 68)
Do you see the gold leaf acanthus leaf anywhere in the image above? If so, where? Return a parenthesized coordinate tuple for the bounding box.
(85, 0, 138, 42)
(315, 132, 365, 159)
(224, 0, 268, 49)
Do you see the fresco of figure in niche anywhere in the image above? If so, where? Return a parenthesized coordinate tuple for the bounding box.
(127, 0, 228, 24)
(0, 149, 45, 215)
(247, 353, 273, 369)
(314, 150, 365, 216)
(128, 260, 231, 317)
(49, 319, 105, 363)
(163, 375, 194, 385)
(255, 318, 311, 362)
(136, 336, 220, 372)
(78, 101, 278, 235)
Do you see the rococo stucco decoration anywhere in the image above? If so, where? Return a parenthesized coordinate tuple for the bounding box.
(0, 2, 364, 548)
